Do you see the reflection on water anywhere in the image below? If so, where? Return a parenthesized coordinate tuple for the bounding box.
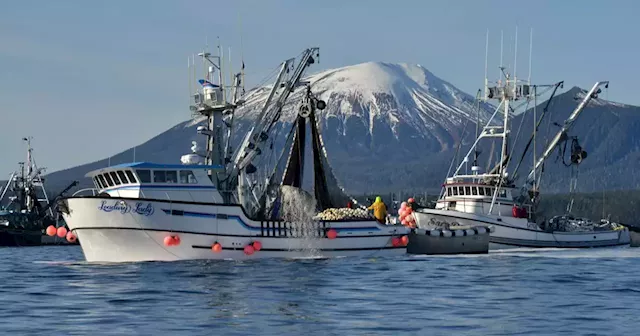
(1, 246, 640, 335)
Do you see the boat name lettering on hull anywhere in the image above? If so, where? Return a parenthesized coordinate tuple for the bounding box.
(98, 201, 154, 216)
(429, 217, 460, 228)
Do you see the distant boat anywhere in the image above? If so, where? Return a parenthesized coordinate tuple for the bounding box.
(414, 57, 629, 249)
(0, 137, 78, 246)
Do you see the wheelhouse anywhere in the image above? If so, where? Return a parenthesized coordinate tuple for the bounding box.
(435, 177, 529, 219)
(86, 162, 224, 203)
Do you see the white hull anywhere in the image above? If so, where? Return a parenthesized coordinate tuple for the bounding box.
(414, 209, 630, 250)
(61, 197, 409, 262)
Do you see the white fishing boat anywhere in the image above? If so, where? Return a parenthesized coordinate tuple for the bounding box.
(59, 47, 409, 262)
(413, 43, 629, 249)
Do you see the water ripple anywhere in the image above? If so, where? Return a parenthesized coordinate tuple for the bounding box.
(0, 246, 640, 335)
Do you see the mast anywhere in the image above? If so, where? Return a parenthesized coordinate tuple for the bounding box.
(524, 81, 609, 186)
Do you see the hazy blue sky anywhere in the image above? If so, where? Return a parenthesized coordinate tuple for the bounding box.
(1, 0, 638, 176)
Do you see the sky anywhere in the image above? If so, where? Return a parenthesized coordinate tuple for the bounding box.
(1, 0, 639, 177)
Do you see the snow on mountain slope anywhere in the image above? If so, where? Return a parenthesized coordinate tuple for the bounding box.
(233, 62, 496, 153)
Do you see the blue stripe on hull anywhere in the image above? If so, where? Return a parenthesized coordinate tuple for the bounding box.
(160, 209, 381, 232)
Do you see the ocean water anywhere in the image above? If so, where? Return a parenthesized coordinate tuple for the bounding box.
(1, 246, 639, 335)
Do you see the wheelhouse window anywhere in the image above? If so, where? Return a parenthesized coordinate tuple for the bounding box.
(117, 170, 129, 184)
(93, 177, 100, 189)
(109, 171, 122, 185)
(125, 170, 137, 184)
(165, 171, 178, 183)
(498, 189, 507, 198)
(472, 187, 478, 195)
(136, 170, 151, 183)
(98, 175, 108, 188)
(458, 186, 464, 195)
(153, 170, 166, 183)
(478, 187, 485, 196)
(103, 173, 114, 187)
(486, 187, 493, 196)
(452, 187, 458, 196)
(464, 186, 471, 195)
(180, 170, 198, 184)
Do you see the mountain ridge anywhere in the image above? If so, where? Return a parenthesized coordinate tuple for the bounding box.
(11, 61, 640, 199)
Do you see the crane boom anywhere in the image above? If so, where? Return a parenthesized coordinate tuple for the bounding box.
(525, 81, 608, 185)
(232, 48, 319, 175)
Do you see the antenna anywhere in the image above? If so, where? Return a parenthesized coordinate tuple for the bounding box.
(188, 55, 192, 101)
(484, 29, 489, 99)
(514, 26, 518, 81)
(229, 47, 233, 92)
(528, 28, 533, 84)
(239, 10, 245, 94)
(499, 30, 504, 80)
(192, 54, 196, 93)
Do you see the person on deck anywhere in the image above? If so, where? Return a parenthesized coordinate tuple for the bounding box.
(346, 201, 353, 209)
(368, 196, 388, 224)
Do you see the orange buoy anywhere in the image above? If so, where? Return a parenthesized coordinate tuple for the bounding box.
(326, 229, 338, 239)
(66, 232, 77, 243)
(391, 237, 401, 247)
(401, 235, 409, 246)
(46, 225, 56, 237)
(244, 245, 255, 255)
(56, 226, 67, 238)
(212, 242, 222, 253)
(163, 236, 175, 246)
(408, 197, 415, 203)
(252, 241, 262, 251)
(172, 235, 181, 246)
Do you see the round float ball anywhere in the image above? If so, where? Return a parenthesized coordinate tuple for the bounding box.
(391, 237, 401, 247)
(244, 245, 255, 255)
(163, 236, 175, 246)
(401, 235, 409, 246)
(46, 225, 57, 237)
(66, 232, 77, 243)
(172, 235, 181, 246)
(326, 229, 338, 239)
(252, 241, 262, 251)
(408, 197, 415, 203)
(212, 242, 222, 253)
(56, 226, 67, 238)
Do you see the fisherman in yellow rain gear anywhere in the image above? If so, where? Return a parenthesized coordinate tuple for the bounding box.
(368, 196, 388, 224)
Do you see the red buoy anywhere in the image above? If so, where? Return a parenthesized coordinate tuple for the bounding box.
(56, 226, 67, 238)
(46, 225, 56, 237)
(401, 235, 409, 246)
(408, 197, 415, 203)
(212, 242, 222, 253)
(252, 241, 262, 251)
(326, 229, 338, 239)
(66, 232, 77, 243)
(244, 245, 255, 255)
(163, 236, 175, 246)
(391, 237, 401, 247)
(172, 235, 181, 246)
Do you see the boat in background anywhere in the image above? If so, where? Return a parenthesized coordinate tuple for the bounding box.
(60, 47, 409, 262)
(413, 37, 629, 249)
(0, 137, 78, 246)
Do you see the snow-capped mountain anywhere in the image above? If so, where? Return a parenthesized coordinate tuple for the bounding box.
(236, 62, 495, 148)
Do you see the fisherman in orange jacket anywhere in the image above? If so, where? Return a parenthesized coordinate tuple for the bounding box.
(368, 196, 388, 224)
